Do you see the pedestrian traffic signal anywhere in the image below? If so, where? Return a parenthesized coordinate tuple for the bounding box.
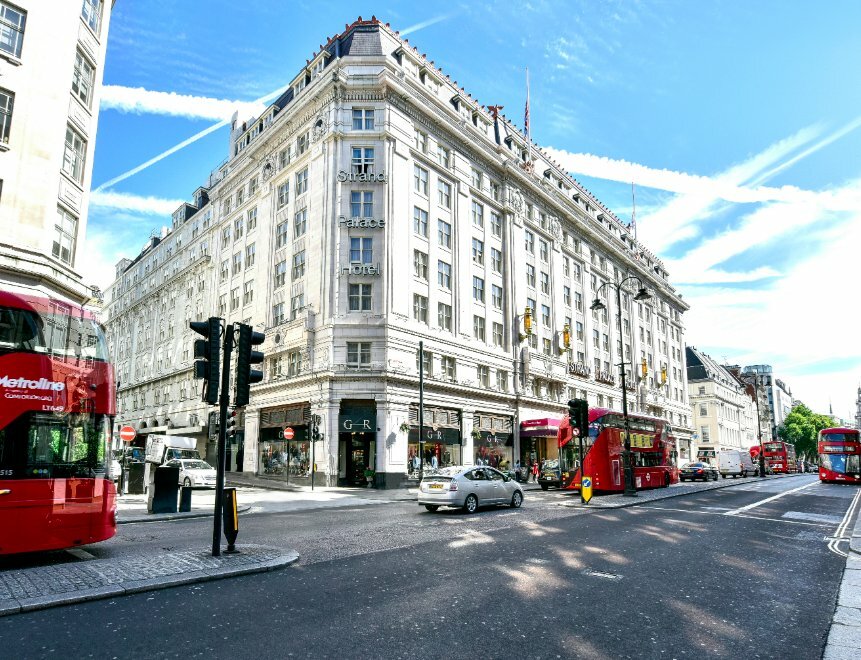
(567, 398, 589, 440)
(234, 323, 264, 407)
(226, 408, 238, 439)
(311, 415, 321, 441)
(190, 317, 221, 405)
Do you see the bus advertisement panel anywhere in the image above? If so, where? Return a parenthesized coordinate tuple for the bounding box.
(762, 440, 798, 474)
(818, 429, 861, 484)
(557, 407, 678, 493)
(0, 290, 117, 555)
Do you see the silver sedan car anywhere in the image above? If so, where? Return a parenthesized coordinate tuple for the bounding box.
(417, 465, 524, 513)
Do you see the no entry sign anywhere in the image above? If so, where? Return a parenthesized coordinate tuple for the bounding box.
(119, 425, 136, 443)
(283, 427, 294, 440)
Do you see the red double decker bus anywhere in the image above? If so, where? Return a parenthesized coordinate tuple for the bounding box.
(557, 407, 678, 493)
(760, 440, 798, 474)
(818, 428, 861, 484)
(0, 290, 117, 555)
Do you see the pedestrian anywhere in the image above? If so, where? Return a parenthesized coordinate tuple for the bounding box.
(531, 460, 539, 483)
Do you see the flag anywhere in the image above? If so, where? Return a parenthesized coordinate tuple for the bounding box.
(524, 68, 530, 138)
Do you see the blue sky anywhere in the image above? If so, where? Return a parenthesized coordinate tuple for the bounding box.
(84, 1, 861, 420)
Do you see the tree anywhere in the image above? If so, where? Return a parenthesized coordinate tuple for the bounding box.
(778, 403, 834, 461)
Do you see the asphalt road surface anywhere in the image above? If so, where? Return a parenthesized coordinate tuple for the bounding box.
(0, 475, 856, 659)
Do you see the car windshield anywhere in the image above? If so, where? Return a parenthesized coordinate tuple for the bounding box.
(543, 459, 559, 469)
(181, 460, 212, 470)
(683, 463, 704, 468)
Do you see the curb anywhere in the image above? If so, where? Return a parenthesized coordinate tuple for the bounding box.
(0, 547, 299, 617)
(823, 488, 861, 659)
(117, 504, 252, 524)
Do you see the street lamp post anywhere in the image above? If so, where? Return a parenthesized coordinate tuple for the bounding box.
(591, 276, 652, 497)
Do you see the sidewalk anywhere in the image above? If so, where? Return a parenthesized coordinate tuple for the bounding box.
(823, 488, 861, 659)
(0, 545, 298, 617)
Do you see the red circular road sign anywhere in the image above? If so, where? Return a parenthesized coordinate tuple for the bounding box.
(283, 427, 294, 440)
(572, 427, 580, 437)
(119, 425, 136, 443)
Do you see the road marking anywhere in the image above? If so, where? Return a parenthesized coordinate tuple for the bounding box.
(782, 511, 843, 524)
(583, 569, 623, 580)
(723, 480, 819, 516)
(828, 487, 861, 558)
(642, 505, 834, 527)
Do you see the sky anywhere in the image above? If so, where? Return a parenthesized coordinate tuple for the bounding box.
(84, 0, 861, 421)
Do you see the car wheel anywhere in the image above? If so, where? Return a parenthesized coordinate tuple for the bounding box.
(721, 474, 727, 479)
(540, 483, 549, 491)
(511, 490, 523, 508)
(183, 477, 192, 487)
(424, 504, 439, 512)
(713, 473, 719, 481)
(463, 494, 478, 514)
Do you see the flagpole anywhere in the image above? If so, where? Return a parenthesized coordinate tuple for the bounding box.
(631, 182, 637, 242)
(525, 68, 532, 171)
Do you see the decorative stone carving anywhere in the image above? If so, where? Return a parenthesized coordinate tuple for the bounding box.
(261, 153, 276, 181)
(549, 215, 562, 239)
(509, 188, 525, 217)
(311, 113, 328, 142)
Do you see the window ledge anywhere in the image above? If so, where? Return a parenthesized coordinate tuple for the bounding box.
(0, 142, 8, 153)
(0, 52, 22, 66)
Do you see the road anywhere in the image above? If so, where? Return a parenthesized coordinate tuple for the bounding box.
(0, 475, 857, 659)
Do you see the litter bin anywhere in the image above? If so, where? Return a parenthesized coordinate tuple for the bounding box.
(179, 485, 193, 512)
(151, 465, 180, 514)
(126, 462, 145, 494)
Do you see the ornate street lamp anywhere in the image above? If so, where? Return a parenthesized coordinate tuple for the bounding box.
(591, 278, 651, 497)
(519, 306, 533, 342)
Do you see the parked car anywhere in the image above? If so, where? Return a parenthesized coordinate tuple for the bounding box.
(417, 466, 524, 513)
(718, 450, 756, 478)
(165, 458, 217, 488)
(538, 459, 562, 490)
(679, 462, 719, 482)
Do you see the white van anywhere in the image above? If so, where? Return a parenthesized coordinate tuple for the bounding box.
(718, 450, 755, 478)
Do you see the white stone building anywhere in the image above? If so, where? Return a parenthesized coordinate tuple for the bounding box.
(0, 0, 114, 304)
(741, 364, 793, 440)
(103, 18, 693, 487)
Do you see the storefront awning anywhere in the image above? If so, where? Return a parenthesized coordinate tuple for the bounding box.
(520, 418, 561, 437)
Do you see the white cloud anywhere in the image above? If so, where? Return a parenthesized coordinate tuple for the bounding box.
(101, 85, 267, 122)
(89, 190, 182, 215)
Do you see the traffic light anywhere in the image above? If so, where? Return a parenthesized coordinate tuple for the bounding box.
(226, 408, 238, 439)
(567, 399, 589, 440)
(191, 317, 221, 405)
(311, 414, 321, 441)
(234, 323, 264, 407)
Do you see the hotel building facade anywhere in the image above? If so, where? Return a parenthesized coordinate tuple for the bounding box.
(104, 18, 692, 487)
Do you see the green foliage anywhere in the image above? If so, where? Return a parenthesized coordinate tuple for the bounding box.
(779, 403, 834, 460)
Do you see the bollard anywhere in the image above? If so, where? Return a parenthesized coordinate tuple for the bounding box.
(179, 485, 192, 512)
(221, 487, 239, 553)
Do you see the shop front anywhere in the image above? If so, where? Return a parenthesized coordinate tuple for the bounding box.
(407, 405, 462, 475)
(697, 448, 716, 466)
(519, 417, 561, 470)
(258, 404, 312, 486)
(473, 413, 513, 471)
(338, 400, 377, 487)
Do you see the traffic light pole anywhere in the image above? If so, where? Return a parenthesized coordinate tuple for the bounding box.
(212, 321, 233, 557)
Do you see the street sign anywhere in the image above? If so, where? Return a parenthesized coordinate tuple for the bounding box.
(283, 427, 294, 440)
(572, 427, 580, 437)
(581, 476, 593, 503)
(119, 425, 136, 443)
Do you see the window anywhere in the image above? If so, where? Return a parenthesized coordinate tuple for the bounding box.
(576, 321, 584, 340)
(471, 201, 484, 228)
(472, 276, 485, 303)
(436, 219, 452, 248)
(541, 305, 550, 326)
(350, 190, 373, 217)
(477, 365, 489, 387)
(563, 286, 571, 306)
(438, 180, 452, 208)
(62, 125, 86, 183)
(234, 217, 244, 239)
(348, 283, 372, 311)
(437, 260, 451, 288)
(413, 294, 428, 322)
(279, 146, 292, 168)
(247, 207, 257, 231)
(352, 147, 375, 175)
(490, 211, 502, 237)
(71, 50, 95, 107)
(492, 322, 504, 347)
(414, 165, 428, 195)
(413, 207, 428, 236)
(53, 207, 77, 265)
(292, 250, 306, 279)
(274, 260, 287, 288)
(563, 256, 570, 278)
(490, 181, 501, 202)
(438, 302, 452, 331)
(350, 237, 372, 263)
(527, 297, 537, 317)
(525, 230, 535, 254)
(277, 182, 289, 209)
(474, 315, 486, 341)
(294, 208, 307, 238)
(230, 287, 240, 310)
(491, 284, 503, 309)
(245, 243, 255, 269)
(540, 272, 550, 294)
(296, 168, 308, 195)
(471, 168, 483, 190)
(232, 252, 242, 275)
(496, 369, 508, 391)
(0, 2, 26, 58)
(472, 238, 484, 265)
(352, 108, 374, 130)
(414, 129, 428, 153)
(81, 0, 102, 34)
(699, 405, 707, 417)
(243, 281, 254, 305)
(416, 349, 432, 377)
(438, 145, 451, 168)
(220, 259, 229, 281)
(575, 292, 583, 312)
(249, 176, 258, 196)
(526, 264, 536, 288)
(276, 221, 289, 248)
(441, 356, 456, 380)
(593, 329, 600, 348)
(297, 132, 308, 155)
(543, 338, 552, 356)
(0, 87, 11, 143)
(218, 294, 227, 315)
(602, 333, 609, 351)
(414, 250, 428, 280)
(290, 293, 305, 319)
(346, 342, 371, 369)
(539, 239, 549, 262)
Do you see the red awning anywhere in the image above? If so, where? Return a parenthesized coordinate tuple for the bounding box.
(520, 418, 561, 437)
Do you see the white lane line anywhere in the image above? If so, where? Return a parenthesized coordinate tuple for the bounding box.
(724, 480, 819, 516)
(828, 487, 861, 558)
(642, 505, 834, 527)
